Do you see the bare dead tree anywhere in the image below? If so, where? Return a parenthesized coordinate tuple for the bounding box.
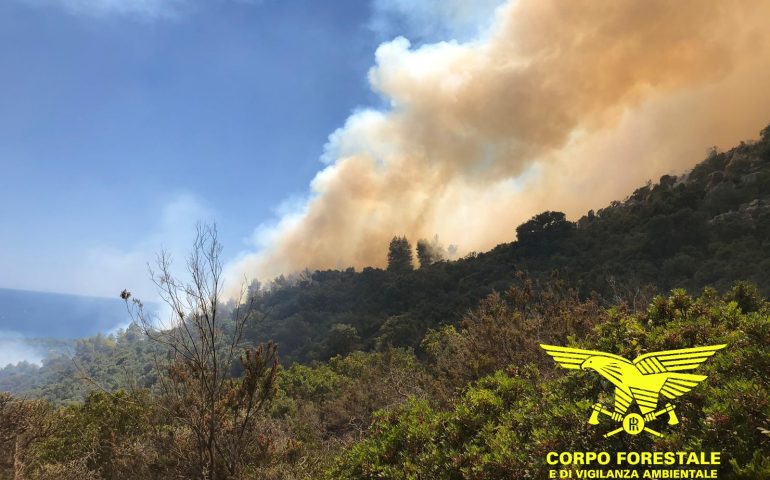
(607, 275, 657, 313)
(122, 223, 278, 480)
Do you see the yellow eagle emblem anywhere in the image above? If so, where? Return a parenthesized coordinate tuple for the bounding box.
(540, 344, 726, 437)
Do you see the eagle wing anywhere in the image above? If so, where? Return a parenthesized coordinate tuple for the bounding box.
(633, 345, 726, 400)
(633, 345, 726, 373)
(658, 374, 708, 400)
(540, 344, 630, 370)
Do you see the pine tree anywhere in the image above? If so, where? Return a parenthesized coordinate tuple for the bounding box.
(387, 236, 414, 273)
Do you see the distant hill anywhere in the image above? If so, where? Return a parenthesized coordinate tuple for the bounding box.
(0, 288, 131, 338)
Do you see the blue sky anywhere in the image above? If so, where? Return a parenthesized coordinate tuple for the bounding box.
(0, 0, 440, 297)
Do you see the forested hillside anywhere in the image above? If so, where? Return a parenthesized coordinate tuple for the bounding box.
(1, 127, 770, 479)
(235, 124, 770, 364)
(2, 279, 769, 478)
(3, 126, 770, 398)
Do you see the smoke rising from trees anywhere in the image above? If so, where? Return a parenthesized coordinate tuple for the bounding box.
(227, 0, 770, 285)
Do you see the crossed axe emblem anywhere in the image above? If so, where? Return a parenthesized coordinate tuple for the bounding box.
(588, 402, 679, 438)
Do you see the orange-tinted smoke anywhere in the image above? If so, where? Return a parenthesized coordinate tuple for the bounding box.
(226, 0, 770, 284)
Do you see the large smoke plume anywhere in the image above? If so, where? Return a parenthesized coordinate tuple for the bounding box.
(227, 0, 770, 283)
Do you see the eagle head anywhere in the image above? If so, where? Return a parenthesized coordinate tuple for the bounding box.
(580, 356, 614, 371)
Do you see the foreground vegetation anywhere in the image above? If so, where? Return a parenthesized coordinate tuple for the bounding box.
(1, 281, 769, 479)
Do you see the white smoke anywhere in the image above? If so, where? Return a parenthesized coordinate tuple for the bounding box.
(0, 331, 43, 367)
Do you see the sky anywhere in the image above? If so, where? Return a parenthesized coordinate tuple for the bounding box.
(0, 0, 489, 299)
(2, 0, 770, 305)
